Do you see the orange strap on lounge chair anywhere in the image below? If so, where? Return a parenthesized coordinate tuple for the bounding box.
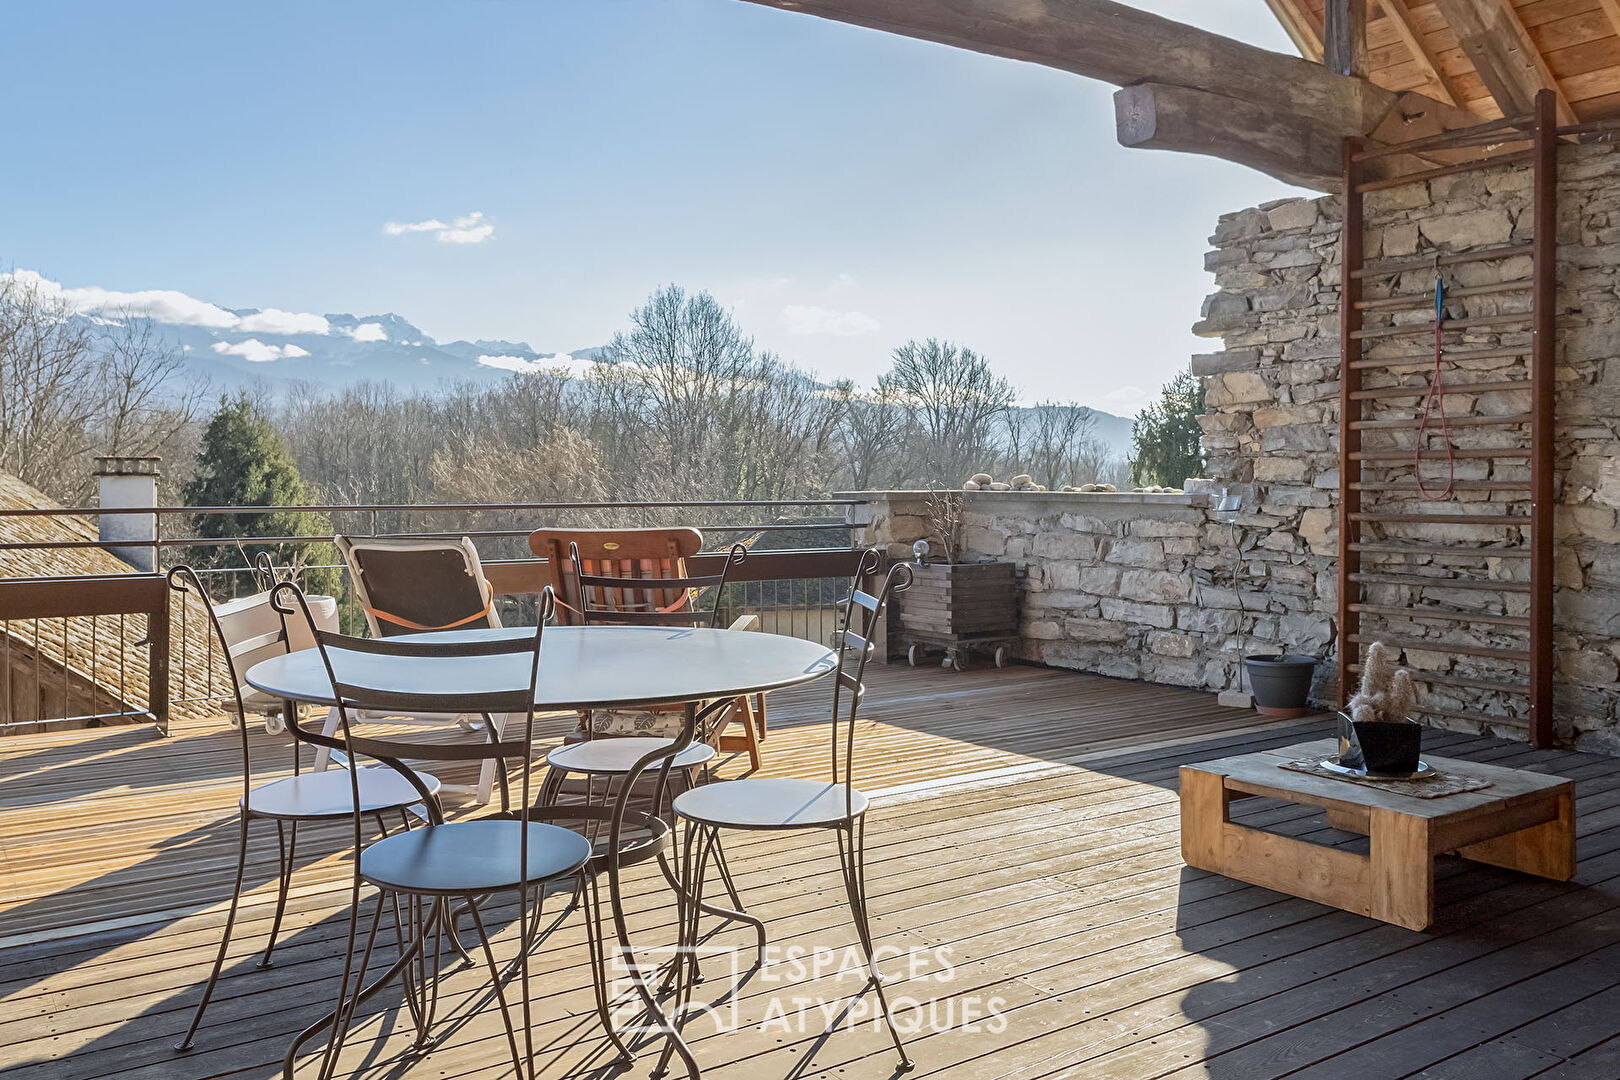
(366, 580, 495, 631)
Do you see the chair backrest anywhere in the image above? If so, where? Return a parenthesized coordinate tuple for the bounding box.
(167, 565, 292, 803)
(337, 535, 500, 637)
(568, 540, 745, 628)
(527, 528, 702, 626)
(829, 549, 913, 798)
(271, 582, 554, 825)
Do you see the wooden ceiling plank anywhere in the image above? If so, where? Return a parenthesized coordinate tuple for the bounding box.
(1428, 0, 1578, 122)
(1266, 0, 1326, 60)
(1519, 0, 1610, 30)
(1378, 0, 1467, 106)
(1595, 0, 1620, 41)
(1500, 0, 1582, 120)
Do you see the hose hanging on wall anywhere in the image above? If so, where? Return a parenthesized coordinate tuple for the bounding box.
(1414, 269, 1456, 500)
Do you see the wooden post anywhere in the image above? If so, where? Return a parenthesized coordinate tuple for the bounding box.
(1338, 137, 1365, 708)
(1530, 88, 1557, 748)
(1324, 0, 1368, 79)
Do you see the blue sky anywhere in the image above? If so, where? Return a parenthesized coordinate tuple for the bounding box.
(3, 0, 1304, 415)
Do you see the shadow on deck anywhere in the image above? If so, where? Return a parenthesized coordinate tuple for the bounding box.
(2, 662, 1618, 1079)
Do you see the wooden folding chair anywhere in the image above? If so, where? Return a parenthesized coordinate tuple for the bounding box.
(528, 527, 766, 770)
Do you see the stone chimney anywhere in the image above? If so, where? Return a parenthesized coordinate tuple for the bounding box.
(95, 456, 160, 572)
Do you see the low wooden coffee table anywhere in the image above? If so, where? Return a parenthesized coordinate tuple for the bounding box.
(1180, 738, 1575, 930)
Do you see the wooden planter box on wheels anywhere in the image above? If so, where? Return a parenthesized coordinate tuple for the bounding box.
(896, 561, 1018, 670)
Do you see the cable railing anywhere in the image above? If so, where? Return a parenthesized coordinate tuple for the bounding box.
(0, 497, 869, 733)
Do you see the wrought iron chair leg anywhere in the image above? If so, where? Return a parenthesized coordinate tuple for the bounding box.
(652, 824, 711, 1080)
(657, 821, 701, 997)
(389, 892, 425, 1037)
(839, 817, 913, 1072)
(260, 819, 298, 968)
(447, 896, 478, 965)
(707, 832, 765, 962)
(175, 813, 252, 1051)
(314, 891, 387, 1080)
(584, 871, 636, 1066)
(466, 898, 528, 1080)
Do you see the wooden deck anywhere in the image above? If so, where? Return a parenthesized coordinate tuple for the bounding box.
(4, 662, 1620, 1079)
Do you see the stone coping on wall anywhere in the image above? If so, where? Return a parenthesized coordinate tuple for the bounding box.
(835, 489, 1209, 525)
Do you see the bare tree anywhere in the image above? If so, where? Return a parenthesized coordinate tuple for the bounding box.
(832, 378, 916, 490)
(885, 338, 1013, 484)
(0, 274, 203, 501)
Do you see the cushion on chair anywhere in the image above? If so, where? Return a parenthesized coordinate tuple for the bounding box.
(589, 708, 685, 737)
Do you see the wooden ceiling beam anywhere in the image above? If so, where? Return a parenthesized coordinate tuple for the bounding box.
(737, 0, 1476, 190)
(1265, 0, 1324, 62)
(1325, 0, 1370, 79)
(1428, 0, 1576, 123)
(1375, 0, 1465, 109)
(1115, 82, 1347, 189)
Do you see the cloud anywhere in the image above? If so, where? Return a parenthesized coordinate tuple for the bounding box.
(780, 305, 880, 337)
(1104, 385, 1152, 413)
(477, 354, 544, 374)
(348, 322, 387, 343)
(237, 308, 331, 335)
(438, 212, 494, 244)
(211, 340, 311, 364)
(384, 210, 494, 245)
(382, 219, 447, 236)
(478, 353, 605, 377)
(0, 269, 330, 335)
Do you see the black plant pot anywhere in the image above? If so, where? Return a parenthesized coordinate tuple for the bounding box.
(1354, 720, 1423, 776)
(1243, 654, 1318, 720)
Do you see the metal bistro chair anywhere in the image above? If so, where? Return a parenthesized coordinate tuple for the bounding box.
(538, 541, 749, 811)
(169, 563, 440, 1053)
(657, 549, 916, 1075)
(270, 583, 675, 1080)
(326, 534, 513, 805)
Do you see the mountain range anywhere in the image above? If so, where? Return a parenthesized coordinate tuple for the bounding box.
(155, 309, 1135, 455)
(12, 265, 1133, 457)
(145, 309, 604, 393)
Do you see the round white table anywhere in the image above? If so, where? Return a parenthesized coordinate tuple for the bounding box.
(245, 624, 838, 1077)
(245, 624, 837, 712)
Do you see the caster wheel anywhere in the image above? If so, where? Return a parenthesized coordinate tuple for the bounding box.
(908, 644, 919, 667)
(264, 713, 287, 736)
(995, 646, 1008, 668)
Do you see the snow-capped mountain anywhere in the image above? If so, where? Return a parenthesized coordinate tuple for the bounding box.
(0, 267, 596, 394)
(161, 310, 597, 393)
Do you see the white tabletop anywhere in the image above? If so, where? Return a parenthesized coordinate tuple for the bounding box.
(244, 625, 837, 711)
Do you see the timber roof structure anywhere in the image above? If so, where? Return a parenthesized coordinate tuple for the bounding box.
(1266, 0, 1620, 122)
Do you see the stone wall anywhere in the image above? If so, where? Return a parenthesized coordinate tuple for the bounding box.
(852, 139, 1620, 750)
(853, 489, 1333, 698)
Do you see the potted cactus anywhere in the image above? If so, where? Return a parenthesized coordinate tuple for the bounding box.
(1337, 642, 1423, 775)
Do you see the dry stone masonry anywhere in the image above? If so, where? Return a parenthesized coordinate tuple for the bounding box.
(851, 140, 1620, 750)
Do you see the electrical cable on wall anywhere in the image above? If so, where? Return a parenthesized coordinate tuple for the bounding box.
(1414, 267, 1456, 500)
